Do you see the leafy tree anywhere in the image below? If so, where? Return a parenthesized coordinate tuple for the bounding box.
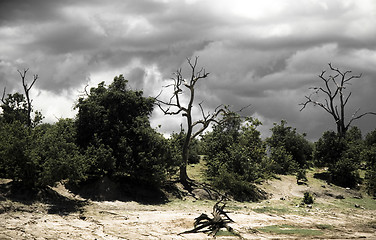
(314, 130, 346, 167)
(202, 111, 242, 178)
(314, 126, 363, 188)
(0, 119, 88, 188)
(202, 114, 268, 201)
(0, 121, 34, 186)
(266, 120, 313, 171)
(268, 146, 297, 174)
(28, 119, 88, 187)
(75, 75, 173, 185)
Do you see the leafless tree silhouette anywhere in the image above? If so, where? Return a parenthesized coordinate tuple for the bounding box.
(300, 63, 376, 137)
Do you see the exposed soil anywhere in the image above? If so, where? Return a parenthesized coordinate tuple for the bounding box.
(1, 170, 375, 239)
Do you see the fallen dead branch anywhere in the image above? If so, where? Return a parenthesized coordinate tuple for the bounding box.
(179, 199, 242, 238)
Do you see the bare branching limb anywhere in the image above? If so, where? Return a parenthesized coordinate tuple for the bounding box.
(1, 86, 6, 104)
(300, 63, 376, 137)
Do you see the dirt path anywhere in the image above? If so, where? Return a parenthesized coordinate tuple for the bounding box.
(1, 198, 375, 239)
(1, 174, 376, 239)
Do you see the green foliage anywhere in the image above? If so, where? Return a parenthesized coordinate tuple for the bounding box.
(258, 224, 323, 236)
(204, 116, 267, 181)
(269, 146, 297, 174)
(314, 127, 363, 188)
(0, 119, 88, 188)
(363, 129, 376, 196)
(212, 167, 262, 202)
(169, 130, 200, 164)
(202, 114, 267, 201)
(314, 131, 347, 167)
(303, 192, 314, 204)
(29, 119, 88, 187)
(0, 121, 35, 186)
(266, 120, 312, 171)
(1, 92, 43, 127)
(75, 75, 173, 185)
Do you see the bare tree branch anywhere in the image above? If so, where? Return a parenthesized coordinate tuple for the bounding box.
(1, 86, 6, 104)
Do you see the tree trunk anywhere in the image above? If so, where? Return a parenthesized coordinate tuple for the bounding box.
(180, 110, 193, 183)
(179, 165, 189, 183)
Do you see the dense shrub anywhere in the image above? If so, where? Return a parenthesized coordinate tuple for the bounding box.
(266, 120, 312, 171)
(75, 75, 174, 185)
(268, 146, 297, 174)
(363, 129, 376, 196)
(29, 119, 88, 187)
(314, 127, 363, 188)
(0, 121, 35, 187)
(202, 114, 268, 201)
(212, 168, 265, 202)
(303, 192, 314, 204)
(0, 119, 88, 188)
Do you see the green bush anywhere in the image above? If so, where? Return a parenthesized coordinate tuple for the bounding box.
(28, 119, 88, 187)
(303, 192, 314, 204)
(266, 120, 313, 170)
(269, 146, 297, 174)
(314, 127, 363, 188)
(202, 115, 268, 201)
(0, 119, 88, 188)
(363, 129, 376, 196)
(75, 76, 174, 185)
(0, 121, 35, 187)
(212, 168, 264, 202)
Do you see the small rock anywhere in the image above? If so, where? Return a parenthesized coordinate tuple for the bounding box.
(336, 195, 345, 199)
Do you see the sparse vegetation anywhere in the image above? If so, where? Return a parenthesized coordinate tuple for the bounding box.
(258, 224, 324, 237)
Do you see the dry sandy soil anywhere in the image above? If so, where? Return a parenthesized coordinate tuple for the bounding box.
(1, 172, 376, 239)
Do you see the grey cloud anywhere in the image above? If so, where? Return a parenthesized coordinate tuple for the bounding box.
(1, 0, 375, 139)
(0, 0, 67, 24)
(126, 67, 146, 90)
(31, 23, 106, 55)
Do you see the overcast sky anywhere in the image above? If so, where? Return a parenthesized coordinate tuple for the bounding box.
(1, 0, 375, 140)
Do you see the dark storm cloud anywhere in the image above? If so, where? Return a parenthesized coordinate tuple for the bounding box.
(1, 0, 375, 137)
(0, 0, 67, 24)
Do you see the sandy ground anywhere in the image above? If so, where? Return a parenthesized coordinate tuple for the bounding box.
(1, 175, 376, 239)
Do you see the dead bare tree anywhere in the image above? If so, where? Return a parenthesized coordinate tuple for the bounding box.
(1, 69, 41, 127)
(18, 69, 38, 128)
(156, 57, 229, 184)
(300, 63, 376, 138)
